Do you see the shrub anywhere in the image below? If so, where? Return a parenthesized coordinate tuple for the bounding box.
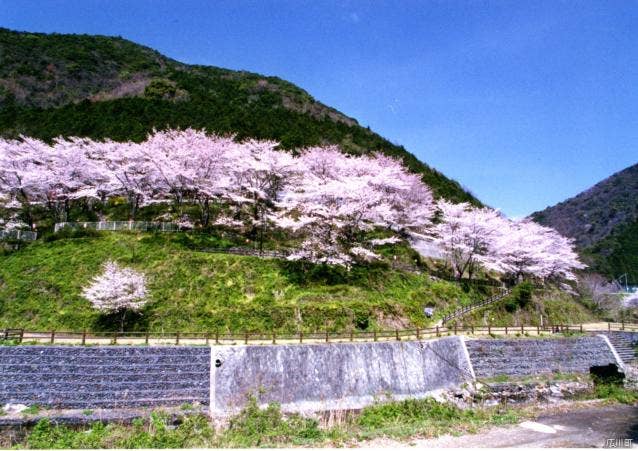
(220, 396, 322, 447)
(503, 281, 534, 312)
(43, 226, 102, 242)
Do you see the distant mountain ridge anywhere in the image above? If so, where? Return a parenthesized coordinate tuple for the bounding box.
(0, 27, 479, 205)
(531, 163, 638, 280)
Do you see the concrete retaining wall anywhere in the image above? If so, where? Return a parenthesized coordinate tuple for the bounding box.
(211, 336, 472, 415)
(466, 336, 618, 378)
(0, 335, 626, 413)
(0, 346, 209, 409)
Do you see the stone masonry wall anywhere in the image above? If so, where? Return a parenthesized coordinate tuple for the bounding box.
(0, 335, 625, 413)
(466, 336, 618, 378)
(0, 346, 210, 409)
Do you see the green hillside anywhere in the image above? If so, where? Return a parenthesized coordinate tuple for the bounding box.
(0, 28, 602, 331)
(583, 219, 638, 282)
(0, 27, 478, 204)
(0, 232, 595, 332)
(450, 286, 595, 327)
(0, 232, 472, 332)
(531, 163, 638, 281)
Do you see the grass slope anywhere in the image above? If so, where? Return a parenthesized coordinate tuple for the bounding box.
(452, 286, 595, 327)
(0, 232, 473, 332)
(0, 232, 597, 332)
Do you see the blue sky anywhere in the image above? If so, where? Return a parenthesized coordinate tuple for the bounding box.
(2, 0, 637, 217)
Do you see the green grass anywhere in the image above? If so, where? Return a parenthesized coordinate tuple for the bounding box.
(15, 397, 525, 449)
(456, 286, 596, 327)
(593, 384, 638, 404)
(0, 231, 601, 333)
(0, 232, 477, 333)
(217, 398, 324, 447)
(484, 372, 589, 384)
(353, 397, 521, 440)
(22, 405, 42, 415)
(14, 389, 638, 449)
(485, 374, 510, 383)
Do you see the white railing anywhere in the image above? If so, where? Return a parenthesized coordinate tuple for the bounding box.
(54, 221, 183, 233)
(0, 229, 38, 241)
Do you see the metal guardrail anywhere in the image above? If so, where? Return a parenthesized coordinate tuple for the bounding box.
(54, 221, 183, 233)
(0, 230, 38, 241)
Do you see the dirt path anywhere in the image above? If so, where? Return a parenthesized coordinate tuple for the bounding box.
(362, 402, 638, 448)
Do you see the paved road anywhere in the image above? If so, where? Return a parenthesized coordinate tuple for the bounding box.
(364, 403, 638, 448)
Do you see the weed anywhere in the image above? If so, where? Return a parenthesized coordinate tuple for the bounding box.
(21, 390, 638, 449)
(219, 397, 323, 447)
(594, 384, 638, 404)
(486, 374, 510, 383)
(82, 409, 94, 416)
(0, 339, 20, 346)
(355, 397, 521, 440)
(22, 404, 42, 415)
(27, 419, 109, 449)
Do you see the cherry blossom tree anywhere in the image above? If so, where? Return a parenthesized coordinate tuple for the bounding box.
(45, 137, 114, 221)
(367, 153, 435, 236)
(0, 136, 115, 223)
(87, 139, 150, 219)
(577, 273, 624, 314)
(0, 132, 444, 268)
(431, 200, 506, 280)
(431, 199, 585, 283)
(0, 136, 53, 227)
(82, 261, 148, 331)
(493, 219, 585, 282)
(274, 147, 435, 266)
(229, 139, 297, 250)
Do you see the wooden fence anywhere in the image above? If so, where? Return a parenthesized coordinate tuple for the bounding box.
(2, 323, 636, 346)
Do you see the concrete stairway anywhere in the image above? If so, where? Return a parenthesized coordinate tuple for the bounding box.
(602, 331, 638, 365)
(0, 346, 210, 409)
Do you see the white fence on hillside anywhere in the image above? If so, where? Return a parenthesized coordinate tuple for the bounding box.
(0, 229, 38, 241)
(410, 238, 445, 259)
(54, 221, 183, 233)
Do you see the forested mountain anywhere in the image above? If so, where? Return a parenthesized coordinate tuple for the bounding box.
(0, 27, 478, 204)
(531, 163, 638, 280)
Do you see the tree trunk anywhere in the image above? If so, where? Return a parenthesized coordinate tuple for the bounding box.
(202, 198, 210, 227)
(128, 194, 139, 220)
(120, 310, 126, 333)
